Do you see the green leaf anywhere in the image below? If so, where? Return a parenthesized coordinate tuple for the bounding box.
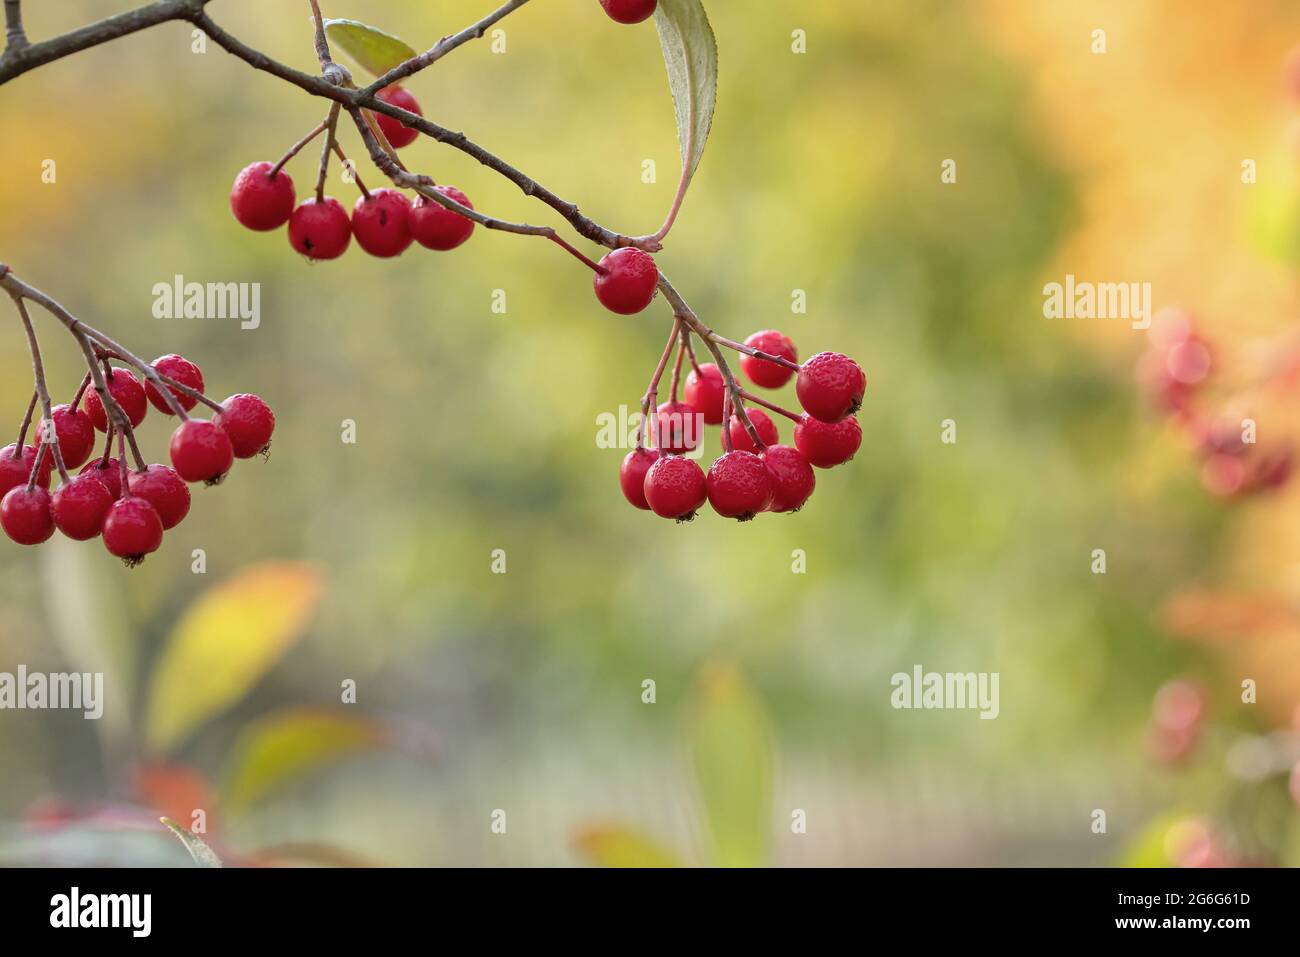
(222, 708, 388, 812)
(323, 19, 418, 79)
(145, 563, 323, 753)
(653, 0, 718, 189)
(572, 823, 681, 868)
(688, 660, 773, 867)
(160, 817, 223, 867)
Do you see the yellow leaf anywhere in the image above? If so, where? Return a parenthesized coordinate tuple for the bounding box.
(572, 824, 681, 868)
(146, 563, 322, 753)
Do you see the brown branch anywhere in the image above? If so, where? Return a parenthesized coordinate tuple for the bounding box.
(4, 0, 27, 51)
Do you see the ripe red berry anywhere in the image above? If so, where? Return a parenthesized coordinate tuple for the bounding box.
(706, 451, 772, 520)
(213, 394, 275, 458)
(761, 445, 815, 513)
(600, 0, 657, 24)
(374, 86, 423, 149)
(79, 457, 122, 499)
(727, 408, 779, 454)
(230, 161, 296, 231)
(409, 187, 476, 251)
(84, 368, 148, 432)
(654, 400, 703, 455)
(642, 454, 707, 521)
(50, 473, 114, 541)
(46, 405, 96, 469)
(1166, 338, 1211, 386)
(169, 420, 234, 484)
(619, 447, 660, 510)
(0, 443, 52, 495)
(740, 330, 798, 389)
(101, 496, 164, 564)
(796, 352, 866, 423)
(593, 247, 659, 315)
(1, 485, 54, 545)
(352, 188, 414, 258)
(145, 354, 205, 415)
(684, 363, 726, 425)
(288, 197, 352, 260)
(794, 413, 861, 468)
(127, 464, 191, 530)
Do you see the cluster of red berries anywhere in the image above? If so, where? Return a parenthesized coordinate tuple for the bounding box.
(0, 356, 274, 565)
(620, 330, 865, 522)
(1138, 308, 1294, 498)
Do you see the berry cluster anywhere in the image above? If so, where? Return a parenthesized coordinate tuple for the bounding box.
(621, 328, 865, 522)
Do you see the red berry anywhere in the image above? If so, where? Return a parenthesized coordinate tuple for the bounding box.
(740, 330, 798, 389)
(46, 405, 96, 469)
(101, 496, 163, 564)
(352, 188, 414, 258)
(1, 485, 53, 545)
(145, 354, 205, 415)
(794, 413, 861, 468)
(213, 394, 275, 459)
(684, 363, 726, 425)
(727, 408, 779, 454)
(1201, 453, 1245, 497)
(654, 400, 703, 455)
(0, 443, 52, 495)
(706, 451, 772, 520)
(600, 0, 657, 24)
(642, 454, 707, 521)
(80, 457, 123, 499)
(761, 445, 815, 513)
(230, 161, 296, 231)
(409, 187, 476, 251)
(796, 352, 866, 423)
(619, 447, 660, 510)
(593, 247, 658, 315)
(288, 197, 351, 260)
(84, 368, 147, 432)
(127, 464, 191, 530)
(374, 86, 423, 150)
(50, 473, 114, 541)
(169, 420, 234, 484)
(1166, 338, 1211, 386)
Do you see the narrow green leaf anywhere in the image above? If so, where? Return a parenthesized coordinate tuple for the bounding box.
(653, 0, 718, 189)
(323, 19, 418, 78)
(573, 823, 681, 868)
(160, 818, 222, 867)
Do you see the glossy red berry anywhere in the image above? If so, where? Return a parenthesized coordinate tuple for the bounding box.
(84, 368, 148, 432)
(374, 86, 423, 149)
(145, 354, 205, 415)
(619, 447, 660, 510)
(727, 408, 779, 454)
(740, 330, 798, 389)
(593, 247, 658, 315)
(642, 454, 707, 521)
(79, 457, 122, 499)
(101, 496, 163, 564)
(600, 0, 657, 24)
(706, 451, 772, 520)
(46, 405, 96, 469)
(50, 473, 114, 541)
(230, 161, 296, 231)
(654, 400, 702, 455)
(288, 197, 351, 260)
(796, 352, 866, 423)
(169, 420, 234, 484)
(761, 445, 815, 513)
(127, 464, 191, 530)
(684, 363, 726, 425)
(1, 485, 54, 545)
(794, 413, 862, 468)
(352, 188, 414, 258)
(213, 394, 275, 458)
(0, 443, 52, 495)
(409, 187, 476, 251)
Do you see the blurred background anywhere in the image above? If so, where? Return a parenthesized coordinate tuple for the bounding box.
(1, 0, 1300, 866)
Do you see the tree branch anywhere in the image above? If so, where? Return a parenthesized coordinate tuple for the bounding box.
(4, 0, 27, 52)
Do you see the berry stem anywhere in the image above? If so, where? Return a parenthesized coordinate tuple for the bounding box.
(683, 330, 703, 376)
(69, 371, 91, 411)
(315, 101, 341, 204)
(637, 318, 682, 450)
(707, 329, 802, 372)
(736, 387, 802, 423)
(13, 389, 35, 452)
(11, 293, 69, 483)
(4, 0, 27, 52)
(94, 346, 219, 414)
(331, 140, 370, 199)
(115, 429, 130, 498)
(270, 119, 327, 177)
(669, 331, 686, 404)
